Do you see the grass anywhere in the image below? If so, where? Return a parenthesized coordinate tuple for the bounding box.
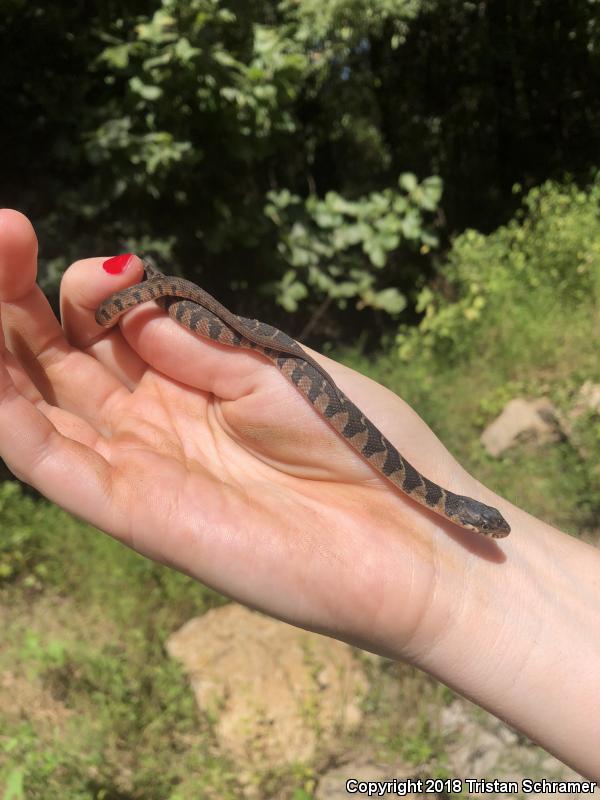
(0, 502, 239, 799)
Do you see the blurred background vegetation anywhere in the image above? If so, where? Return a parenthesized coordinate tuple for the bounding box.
(0, 0, 599, 797)
(3, 0, 599, 338)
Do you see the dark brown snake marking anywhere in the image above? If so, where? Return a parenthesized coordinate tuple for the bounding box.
(96, 262, 511, 538)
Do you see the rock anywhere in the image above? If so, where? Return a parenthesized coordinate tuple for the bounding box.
(481, 397, 560, 457)
(570, 381, 600, 418)
(437, 699, 595, 795)
(166, 604, 368, 776)
(562, 380, 600, 438)
(440, 700, 506, 775)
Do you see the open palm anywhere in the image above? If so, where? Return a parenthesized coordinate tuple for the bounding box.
(0, 210, 492, 657)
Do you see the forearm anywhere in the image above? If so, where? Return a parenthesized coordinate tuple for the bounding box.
(412, 498, 600, 778)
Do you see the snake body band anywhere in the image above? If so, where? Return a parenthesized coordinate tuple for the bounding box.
(96, 262, 511, 538)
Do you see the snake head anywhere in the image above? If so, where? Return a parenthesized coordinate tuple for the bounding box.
(456, 497, 511, 538)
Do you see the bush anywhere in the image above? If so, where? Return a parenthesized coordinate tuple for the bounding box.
(396, 175, 600, 363)
(0, 483, 47, 586)
(265, 173, 441, 314)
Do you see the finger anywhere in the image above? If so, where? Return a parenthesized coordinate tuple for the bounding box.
(63, 253, 276, 399)
(0, 352, 114, 531)
(61, 254, 149, 388)
(82, 262, 368, 429)
(0, 208, 71, 404)
(4, 347, 101, 450)
(3, 289, 132, 438)
(0, 209, 38, 301)
(114, 307, 278, 399)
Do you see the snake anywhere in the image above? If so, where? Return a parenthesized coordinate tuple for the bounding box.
(95, 262, 511, 538)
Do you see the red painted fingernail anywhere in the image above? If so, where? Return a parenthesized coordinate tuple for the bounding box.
(102, 254, 134, 274)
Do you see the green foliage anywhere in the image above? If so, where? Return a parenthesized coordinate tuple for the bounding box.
(265, 174, 441, 313)
(81, 0, 439, 325)
(287, 0, 421, 43)
(0, 489, 236, 798)
(0, 484, 48, 586)
(0, 477, 229, 693)
(0, 653, 239, 799)
(2, 768, 24, 800)
(565, 408, 600, 514)
(363, 661, 451, 770)
(397, 175, 600, 363)
(90, 1, 312, 186)
(4, 0, 598, 342)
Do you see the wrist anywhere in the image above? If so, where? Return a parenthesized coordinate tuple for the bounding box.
(411, 501, 600, 778)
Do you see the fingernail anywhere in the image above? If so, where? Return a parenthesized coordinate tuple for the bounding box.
(103, 254, 134, 274)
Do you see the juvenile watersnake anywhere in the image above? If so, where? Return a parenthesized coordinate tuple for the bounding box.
(96, 262, 511, 538)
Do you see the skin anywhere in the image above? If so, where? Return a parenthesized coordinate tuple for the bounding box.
(0, 209, 599, 778)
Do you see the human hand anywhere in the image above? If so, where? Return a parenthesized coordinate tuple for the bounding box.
(0, 208, 496, 657)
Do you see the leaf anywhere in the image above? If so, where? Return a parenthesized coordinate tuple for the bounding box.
(371, 287, 406, 314)
(378, 232, 400, 250)
(363, 238, 387, 267)
(421, 231, 439, 248)
(419, 175, 443, 210)
(324, 191, 357, 216)
(143, 52, 173, 70)
(313, 209, 343, 228)
(375, 213, 401, 234)
(220, 86, 242, 103)
(278, 276, 308, 311)
(292, 789, 313, 800)
(3, 768, 24, 800)
(332, 223, 364, 249)
(393, 196, 408, 214)
(129, 77, 163, 100)
(399, 172, 417, 192)
(174, 37, 200, 62)
(401, 210, 422, 239)
(100, 44, 131, 69)
(332, 280, 360, 298)
(213, 49, 241, 69)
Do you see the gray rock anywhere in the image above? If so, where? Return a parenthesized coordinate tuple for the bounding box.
(481, 397, 559, 456)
